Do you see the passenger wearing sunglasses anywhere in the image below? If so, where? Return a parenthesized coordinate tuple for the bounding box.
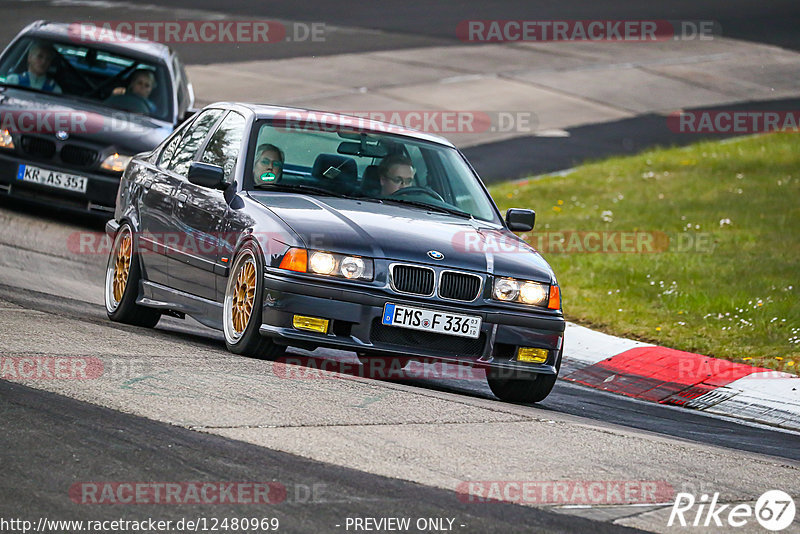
(378, 154, 415, 197)
(253, 143, 284, 186)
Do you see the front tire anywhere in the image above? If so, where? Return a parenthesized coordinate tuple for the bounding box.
(487, 370, 558, 404)
(223, 240, 285, 360)
(104, 222, 161, 328)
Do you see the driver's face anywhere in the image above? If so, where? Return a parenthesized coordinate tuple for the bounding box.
(380, 164, 414, 196)
(28, 47, 53, 77)
(254, 150, 283, 182)
(129, 74, 154, 98)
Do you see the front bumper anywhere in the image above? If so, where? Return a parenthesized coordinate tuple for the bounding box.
(258, 271, 565, 376)
(0, 152, 119, 214)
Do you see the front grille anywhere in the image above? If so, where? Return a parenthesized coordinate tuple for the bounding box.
(370, 318, 486, 358)
(60, 144, 98, 167)
(439, 271, 482, 301)
(20, 136, 56, 159)
(391, 264, 434, 296)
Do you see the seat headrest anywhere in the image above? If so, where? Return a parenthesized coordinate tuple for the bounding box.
(312, 154, 358, 192)
(360, 165, 381, 196)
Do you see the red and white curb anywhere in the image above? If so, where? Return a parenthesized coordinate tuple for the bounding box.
(561, 323, 800, 431)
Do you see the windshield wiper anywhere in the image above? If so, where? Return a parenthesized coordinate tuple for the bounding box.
(252, 183, 351, 198)
(380, 198, 473, 219)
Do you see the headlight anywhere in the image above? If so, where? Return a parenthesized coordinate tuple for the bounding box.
(100, 153, 132, 173)
(520, 282, 548, 305)
(309, 251, 336, 275)
(279, 248, 373, 281)
(0, 129, 14, 150)
(492, 277, 552, 307)
(340, 256, 366, 279)
(493, 278, 519, 301)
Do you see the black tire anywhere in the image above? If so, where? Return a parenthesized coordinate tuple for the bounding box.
(223, 240, 285, 360)
(486, 370, 558, 404)
(104, 222, 161, 328)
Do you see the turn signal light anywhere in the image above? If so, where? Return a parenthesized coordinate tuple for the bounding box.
(547, 285, 561, 310)
(279, 248, 307, 272)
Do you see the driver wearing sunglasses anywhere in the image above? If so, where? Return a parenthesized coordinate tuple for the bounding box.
(378, 154, 415, 197)
(253, 143, 285, 186)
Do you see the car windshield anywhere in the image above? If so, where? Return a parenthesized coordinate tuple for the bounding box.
(0, 36, 172, 122)
(247, 117, 501, 223)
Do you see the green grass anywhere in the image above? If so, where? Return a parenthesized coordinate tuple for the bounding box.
(490, 132, 800, 374)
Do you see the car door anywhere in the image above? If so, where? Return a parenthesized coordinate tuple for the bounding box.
(137, 121, 191, 287)
(169, 110, 247, 301)
(149, 108, 224, 293)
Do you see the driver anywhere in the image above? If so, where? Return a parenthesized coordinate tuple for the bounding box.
(104, 69, 157, 114)
(378, 154, 414, 196)
(253, 143, 284, 186)
(6, 41, 62, 94)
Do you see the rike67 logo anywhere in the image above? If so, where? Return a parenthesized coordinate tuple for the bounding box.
(669, 490, 796, 531)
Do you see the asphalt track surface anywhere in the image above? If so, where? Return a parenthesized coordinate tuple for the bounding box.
(1, 380, 643, 534)
(127, 0, 800, 57)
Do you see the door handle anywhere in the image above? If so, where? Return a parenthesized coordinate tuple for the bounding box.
(176, 192, 188, 206)
(142, 179, 153, 190)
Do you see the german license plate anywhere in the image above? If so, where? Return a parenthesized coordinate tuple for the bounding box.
(17, 164, 88, 193)
(382, 303, 481, 339)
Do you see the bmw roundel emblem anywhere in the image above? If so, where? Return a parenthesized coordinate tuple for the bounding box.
(427, 250, 444, 260)
(55, 131, 69, 141)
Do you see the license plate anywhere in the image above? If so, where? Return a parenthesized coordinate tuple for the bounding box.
(17, 164, 88, 193)
(382, 303, 481, 339)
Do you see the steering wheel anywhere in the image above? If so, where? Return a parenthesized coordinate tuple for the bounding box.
(390, 186, 445, 203)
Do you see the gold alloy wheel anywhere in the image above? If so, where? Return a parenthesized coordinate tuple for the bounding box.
(112, 232, 132, 304)
(230, 257, 257, 334)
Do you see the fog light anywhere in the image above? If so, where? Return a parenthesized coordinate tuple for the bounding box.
(517, 347, 548, 363)
(292, 315, 329, 333)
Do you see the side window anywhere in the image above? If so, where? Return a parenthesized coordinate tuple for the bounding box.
(157, 123, 188, 168)
(200, 111, 246, 180)
(167, 109, 223, 177)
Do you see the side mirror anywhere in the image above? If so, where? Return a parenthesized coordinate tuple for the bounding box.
(187, 162, 227, 190)
(506, 208, 535, 232)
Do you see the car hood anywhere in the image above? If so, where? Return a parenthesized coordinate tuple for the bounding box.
(248, 192, 556, 282)
(0, 86, 172, 153)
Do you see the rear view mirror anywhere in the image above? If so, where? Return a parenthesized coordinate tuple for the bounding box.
(187, 162, 227, 190)
(337, 141, 388, 158)
(506, 208, 535, 231)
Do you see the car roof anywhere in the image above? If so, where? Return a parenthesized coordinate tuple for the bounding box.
(208, 102, 457, 148)
(18, 20, 173, 62)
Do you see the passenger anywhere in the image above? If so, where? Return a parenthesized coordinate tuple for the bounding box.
(6, 41, 62, 94)
(105, 69, 156, 114)
(378, 154, 415, 196)
(253, 143, 284, 186)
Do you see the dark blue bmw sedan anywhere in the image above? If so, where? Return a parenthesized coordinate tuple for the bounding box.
(104, 103, 565, 403)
